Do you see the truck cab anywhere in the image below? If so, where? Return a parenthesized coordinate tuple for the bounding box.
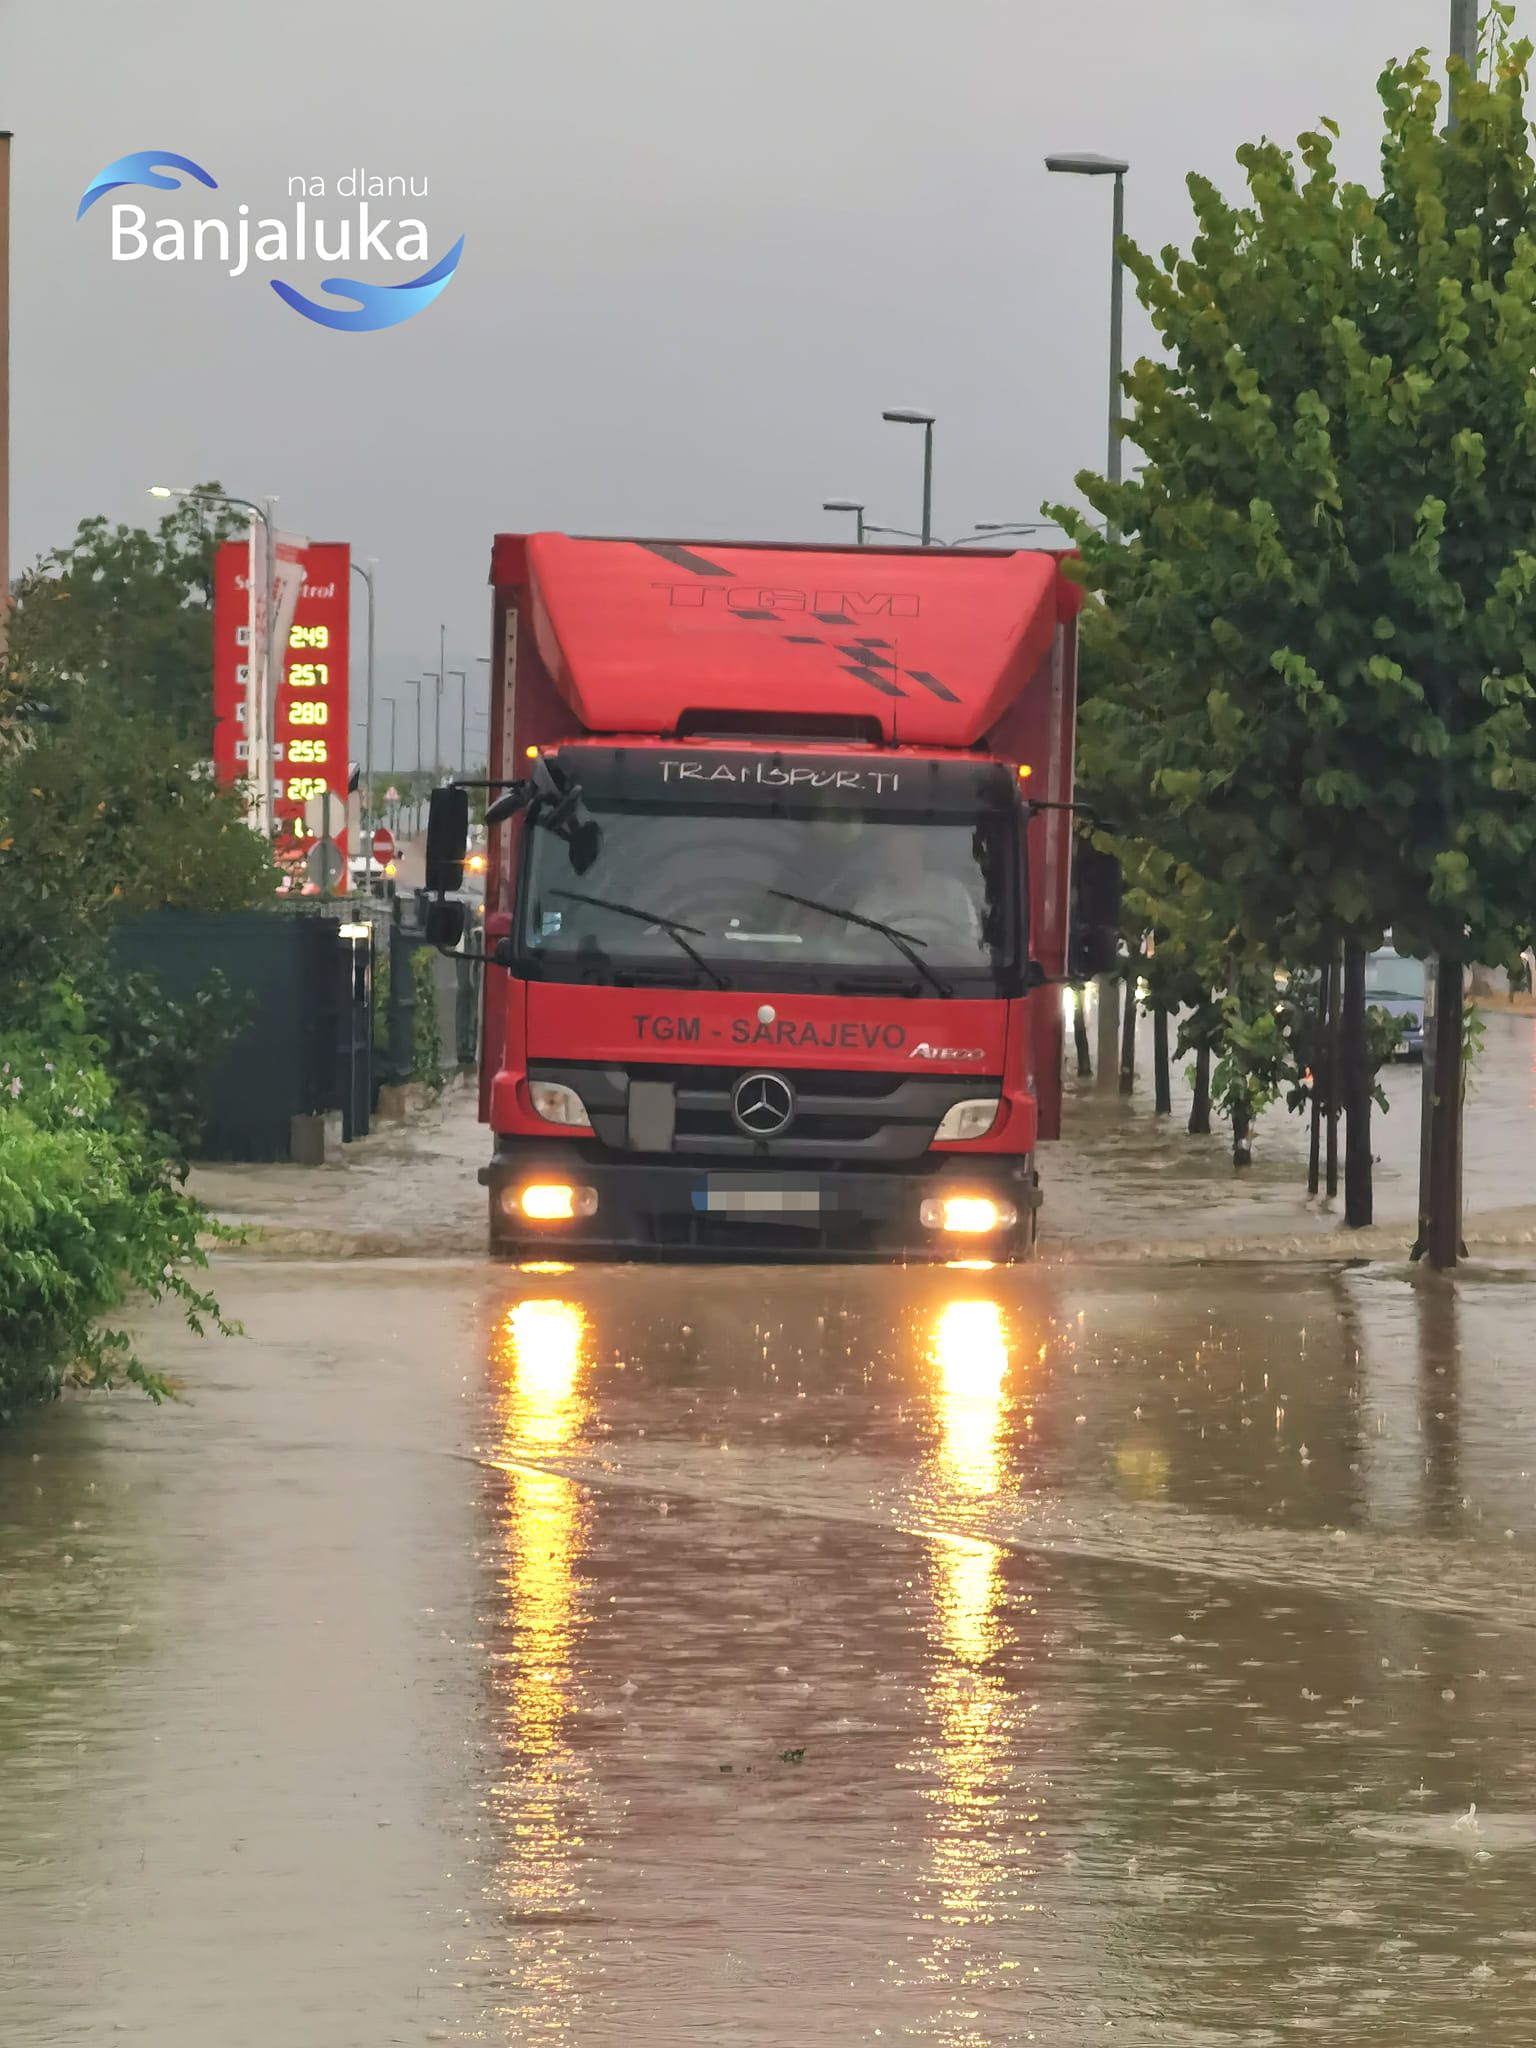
(428, 533, 1099, 1261)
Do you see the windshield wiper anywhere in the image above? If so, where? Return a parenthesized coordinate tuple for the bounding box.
(550, 889, 731, 990)
(766, 887, 952, 998)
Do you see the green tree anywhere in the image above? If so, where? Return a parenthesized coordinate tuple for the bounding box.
(10, 486, 245, 742)
(0, 491, 277, 985)
(1056, 32, 1536, 1256)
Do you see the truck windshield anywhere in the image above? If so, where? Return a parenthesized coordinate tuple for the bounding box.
(517, 804, 1017, 990)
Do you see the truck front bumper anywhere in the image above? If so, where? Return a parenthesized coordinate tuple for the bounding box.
(479, 1145, 1039, 1262)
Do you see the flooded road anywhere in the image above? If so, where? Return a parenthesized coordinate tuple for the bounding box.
(186, 1007, 1536, 1263)
(9, 1253, 1536, 2042)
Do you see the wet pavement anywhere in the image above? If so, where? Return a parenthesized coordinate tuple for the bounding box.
(5, 1024, 1536, 2041)
(10, 1260, 1536, 2042)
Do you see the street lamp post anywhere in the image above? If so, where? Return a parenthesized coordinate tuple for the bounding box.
(400, 677, 423, 771)
(445, 668, 467, 772)
(864, 523, 928, 544)
(1044, 154, 1130, 540)
(151, 483, 279, 834)
(1450, 0, 1477, 95)
(1045, 151, 1131, 1090)
(951, 522, 1065, 546)
(383, 698, 396, 776)
(350, 557, 376, 868)
(474, 655, 492, 778)
(881, 409, 936, 545)
(822, 498, 867, 546)
(422, 670, 443, 777)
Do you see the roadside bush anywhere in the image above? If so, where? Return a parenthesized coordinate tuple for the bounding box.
(0, 984, 230, 1416)
(410, 944, 444, 1091)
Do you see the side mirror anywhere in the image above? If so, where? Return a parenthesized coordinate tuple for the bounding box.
(424, 898, 467, 950)
(1074, 845, 1123, 929)
(425, 785, 470, 895)
(1023, 959, 1050, 992)
(1069, 844, 1123, 978)
(485, 783, 532, 827)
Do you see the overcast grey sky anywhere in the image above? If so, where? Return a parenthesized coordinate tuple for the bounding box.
(1, 0, 1512, 762)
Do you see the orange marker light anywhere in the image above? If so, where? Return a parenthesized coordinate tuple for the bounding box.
(1017, 764, 1033, 780)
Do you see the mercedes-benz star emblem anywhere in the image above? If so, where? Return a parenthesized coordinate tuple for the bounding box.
(731, 1070, 796, 1138)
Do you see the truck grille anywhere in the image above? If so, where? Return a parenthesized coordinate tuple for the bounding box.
(528, 1061, 998, 1165)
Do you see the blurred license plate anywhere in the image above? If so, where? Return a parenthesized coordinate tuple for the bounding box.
(696, 1177, 822, 1217)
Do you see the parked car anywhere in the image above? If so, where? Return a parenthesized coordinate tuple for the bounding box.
(1365, 942, 1426, 1059)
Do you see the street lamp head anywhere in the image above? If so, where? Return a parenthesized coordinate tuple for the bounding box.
(147, 485, 175, 499)
(881, 408, 935, 426)
(1045, 152, 1129, 177)
(822, 498, 864, 513)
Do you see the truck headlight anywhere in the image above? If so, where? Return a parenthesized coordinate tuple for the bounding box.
(932, 1098, 999, 1142)
(528, 1080, 591, 1129)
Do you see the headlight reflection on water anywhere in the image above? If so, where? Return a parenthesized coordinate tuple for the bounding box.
(501, 1298, 587, 1449)
(929, 1297, 1010, 1501)
(919, 1293, 1024, 1944)
(483, 1295, 595, 2017)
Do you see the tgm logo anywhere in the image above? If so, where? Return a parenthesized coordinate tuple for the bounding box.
(75, 149, 464, 333)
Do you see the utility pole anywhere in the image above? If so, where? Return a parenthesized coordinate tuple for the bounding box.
(446, 669, 467, 771)
(425, 670, 442, 777)
(261, 497, 279, 837)
(881, 411, 936, 545)
(1413, 0, 1479, 1264)
(1450, 0, 1478, 90)
(0, 132, 11, 658)
(351, 558, 376, 867)
(1106, 165, 1126, 541)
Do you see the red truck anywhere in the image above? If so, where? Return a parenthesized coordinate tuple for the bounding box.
(424, 532, 1111, 1260)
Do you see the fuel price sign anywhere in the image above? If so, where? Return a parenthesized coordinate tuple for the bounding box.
(274, 541, 351, 870)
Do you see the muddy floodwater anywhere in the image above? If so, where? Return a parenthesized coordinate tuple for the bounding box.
(9, 1239, 1536, 2043)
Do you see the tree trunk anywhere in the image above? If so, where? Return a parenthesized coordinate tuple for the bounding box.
(1072, 985, 1092, 1077)
(1188, 1036, 1212, 1136)
(1231, 1096, 1253, 1168)
(1426, 958, 1464, 1270)
(1411, 954, 1438, 1261)
(1118, 960, 1137, 1095)
(1153, 1007, 1171, 1115)
(1341, 942, 1372, 1228)
(1306, 952, 1328, 1196)
(1095, 973, 1120, 1094)
(1307, 1082, 1322, 1196)
(1324, 948, 1342, 1201)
